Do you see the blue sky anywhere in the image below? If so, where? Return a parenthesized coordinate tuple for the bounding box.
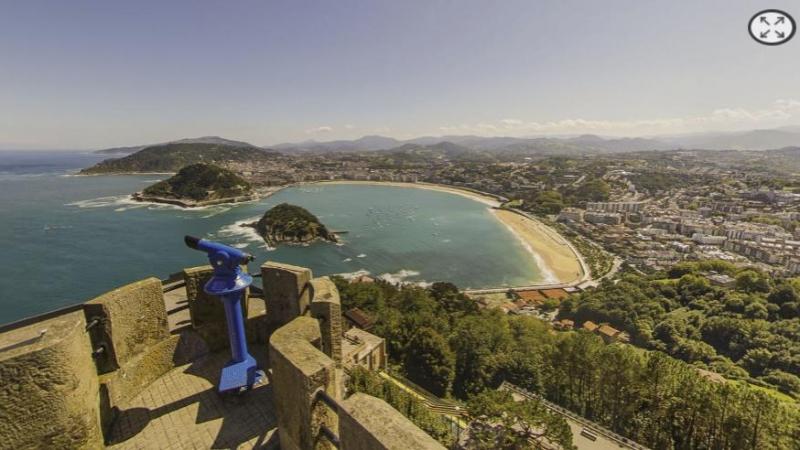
(1, 0, 799, 149)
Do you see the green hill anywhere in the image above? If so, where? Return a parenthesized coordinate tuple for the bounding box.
(139, 164, 253, 204)
(247, 203, 337, 246)
(81, 138, 271, 174)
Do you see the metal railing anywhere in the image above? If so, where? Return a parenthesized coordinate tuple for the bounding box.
(314, 390, 342, 448)
(499, 382, 650, 450)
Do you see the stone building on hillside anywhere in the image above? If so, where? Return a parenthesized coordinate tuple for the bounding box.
(342, 327, 387, 371)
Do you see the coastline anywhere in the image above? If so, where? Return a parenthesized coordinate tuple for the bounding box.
(131, 192, 259, 208)
(73, 174, 583, 286)
(308, 180, 584, 285)
(490, 209, 584, 285)
(309, 180, 502, 207)
(130, 186, 284, 209)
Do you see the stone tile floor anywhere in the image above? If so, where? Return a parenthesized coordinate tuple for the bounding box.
(107, 345, 277, 449)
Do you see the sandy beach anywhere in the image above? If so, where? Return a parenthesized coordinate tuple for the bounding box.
(312, 180, 584, 285)
(491, 209, 584, 284)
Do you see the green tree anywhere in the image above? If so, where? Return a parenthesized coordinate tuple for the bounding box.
(532, 190, 564, 214)
(761, 369, 800, 398)
(735, 269, 771, 293)
(465, 390, 575, 450)
(405, 327, 456, 397)
(768, 283, 798, 306)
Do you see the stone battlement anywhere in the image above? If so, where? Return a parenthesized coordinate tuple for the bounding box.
(0, 262, 443, 449)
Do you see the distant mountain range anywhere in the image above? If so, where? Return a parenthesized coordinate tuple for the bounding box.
(661, 127, 800, 151)
(88, 127, 800, 171)
(266, 127, 800, 154)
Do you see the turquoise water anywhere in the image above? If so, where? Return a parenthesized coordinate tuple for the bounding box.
(0, 151, 542, 324)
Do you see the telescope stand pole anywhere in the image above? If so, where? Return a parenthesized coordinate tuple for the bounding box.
(221, 292, 249, 363)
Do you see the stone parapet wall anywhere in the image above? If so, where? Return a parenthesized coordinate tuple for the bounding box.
(309, 277, 343, 364)
(339, 394, 445, 450)
(0, 261, 443, 449)
(269, 316, 338, 450)
(267, 265, 442, 450)
(0, 310, 104, 449)
(183, 265, 250, 328)
(84, 277, 169, 373)
(98, 331, 208, 428)
(262, 261, 312, 328)
(182, 265, 253, 351)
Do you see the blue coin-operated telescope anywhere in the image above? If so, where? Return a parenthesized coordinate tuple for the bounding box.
(184, 235, 264, 393)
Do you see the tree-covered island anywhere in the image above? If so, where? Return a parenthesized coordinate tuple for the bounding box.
(134, 163, 255, 207)
(245, 203, 338, 246)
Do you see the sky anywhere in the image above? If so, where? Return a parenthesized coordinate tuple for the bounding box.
(1, 0, 799, 149)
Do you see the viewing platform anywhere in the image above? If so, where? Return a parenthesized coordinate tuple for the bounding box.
(0, 262, 445, 450)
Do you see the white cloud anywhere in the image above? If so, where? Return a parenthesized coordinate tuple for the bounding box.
(305, 126, 334, 134)
(439, 99, 800, 136)
(344, 124, 355, 130)
(373, 126, 391, 133)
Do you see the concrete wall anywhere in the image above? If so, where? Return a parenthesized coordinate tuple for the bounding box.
(84, 277, 169, 373)
(339, 394, 445, 450)
(0, 311, 104, 449)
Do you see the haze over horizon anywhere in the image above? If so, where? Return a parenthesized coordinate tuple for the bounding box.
(2, 0, 799, 149)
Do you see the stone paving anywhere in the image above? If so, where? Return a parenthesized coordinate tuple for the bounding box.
(108, 282, 276, 450)
(107, 349, 277, 449)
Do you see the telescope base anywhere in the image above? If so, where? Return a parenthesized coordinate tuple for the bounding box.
(218, 355, 264, 393)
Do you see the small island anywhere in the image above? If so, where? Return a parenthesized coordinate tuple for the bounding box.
(245, 203, 338, 246)
(133, 163, 256, 207)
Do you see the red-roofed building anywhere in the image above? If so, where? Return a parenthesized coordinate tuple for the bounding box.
(344, 307, 375, 331)
(540, 288, 569, 300)
(350, 274, 375, 284)
(554, 319, 574, 330)
(515, 290, 546, 304)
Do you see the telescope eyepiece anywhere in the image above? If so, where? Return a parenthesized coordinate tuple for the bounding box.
(184, 235, 201, 249)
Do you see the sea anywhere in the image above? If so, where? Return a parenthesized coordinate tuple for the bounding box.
(0, 150, 543, 324)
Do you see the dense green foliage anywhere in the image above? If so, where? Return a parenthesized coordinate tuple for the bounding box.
(530, 190, 564, 214)
(334, 277, 800, 449)
(559, 262, 800, 398)
(253, 203, 334, 244)
(465, 390, 575, 450)
(142, 163, 251, 201)
(81, 142, 272, 173)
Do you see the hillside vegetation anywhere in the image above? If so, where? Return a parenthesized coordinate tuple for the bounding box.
(81, 141, 271, 174)
(559, 261, 800, 398)
(249, 203, 336, 245)
(141, 163, 252, 202)
(333, 277, 800, 449)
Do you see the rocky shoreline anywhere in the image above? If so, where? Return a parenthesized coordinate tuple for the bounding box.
(131, 192, 259, 208)
(239, 220, 340, 247)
